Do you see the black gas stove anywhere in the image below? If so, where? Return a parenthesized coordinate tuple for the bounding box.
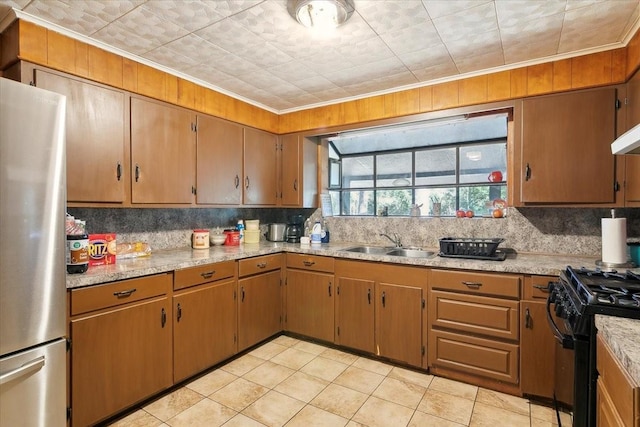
(547, 266, 640, 427)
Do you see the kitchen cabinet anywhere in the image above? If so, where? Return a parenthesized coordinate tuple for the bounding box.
(284, 253, 335, 342)
(596, 334, 640, 427)
(34, 68, 126, 203)
(520, 87, 618, 204)
(334, 260, 425, 367)
(625, 155, 640, 206)
(243, 127, 278, 205)
(195, 114, 243, 205)
(428, 269, 521, 387)
(520, 275, 556, 399)
(280, 134, 318, 208)
(69, 273, 173, 427)
(130, 97, 196, 204)
(237, 254, 283, 351)
(173, 262, 237, 383)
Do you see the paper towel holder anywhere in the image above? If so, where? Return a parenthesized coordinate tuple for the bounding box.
(596, 209, 636, 269)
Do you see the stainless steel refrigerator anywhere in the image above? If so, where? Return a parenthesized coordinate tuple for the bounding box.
(0, 77, 67, 426)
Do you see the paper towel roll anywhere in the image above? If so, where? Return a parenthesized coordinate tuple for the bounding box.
(602, 218, 627, 264)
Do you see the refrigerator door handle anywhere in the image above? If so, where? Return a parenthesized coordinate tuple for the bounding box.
(0, 356, 45, 385)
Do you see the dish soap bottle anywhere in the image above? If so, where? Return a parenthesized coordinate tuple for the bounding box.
(321, 219, 330, 243)
(236, 220, 244, 244)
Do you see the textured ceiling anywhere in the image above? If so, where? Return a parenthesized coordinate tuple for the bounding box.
(1, 0, 639, 113)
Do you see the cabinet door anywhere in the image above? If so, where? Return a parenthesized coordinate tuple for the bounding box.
(335, 277, 375, 353)
(625, 155, 640, 205)
(280, 134, 301, 206)
(196, 115, 243, 205)
(521, 88, 617, 203)
(71, 297, 172, 427)
(597, 380, 627, 427)
(173, 279, 237, 383)
(285, 269, 334, 342)
(243, 127, 277, 205)
(131, 97, 195, 204)
(238, 270, 282, 351)
(376, 283, 422, 367)
(520, 301, 555, 398)
(35, 69, 125, 203)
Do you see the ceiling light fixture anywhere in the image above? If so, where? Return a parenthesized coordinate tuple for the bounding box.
(288, 0, 355, 29)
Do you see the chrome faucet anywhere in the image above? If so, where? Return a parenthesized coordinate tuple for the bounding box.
(380, 233, 402, 247)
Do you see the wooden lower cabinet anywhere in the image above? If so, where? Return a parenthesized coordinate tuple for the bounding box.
(238, 269, 282, 351)
(69, 274, 173, 427)
(335, 275, 375, 353)
(173, 279, 237, 383)
(597, 335, 640, 427)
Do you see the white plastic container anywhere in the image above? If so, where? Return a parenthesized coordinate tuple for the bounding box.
(244, 229, 260, 244)
(311, 221, 322, 245)
(245, 219, 259, 230)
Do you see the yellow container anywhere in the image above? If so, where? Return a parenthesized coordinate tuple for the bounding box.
(244, 229, 260, 244)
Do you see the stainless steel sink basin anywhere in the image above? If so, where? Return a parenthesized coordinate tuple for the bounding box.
(386, 248, 435, 258)
(341, 246, 435, 259)
(342, 246, 393, 254)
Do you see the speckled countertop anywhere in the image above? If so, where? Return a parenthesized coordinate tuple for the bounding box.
(595, 316, 640, 386)
(67, 241, 605, 289)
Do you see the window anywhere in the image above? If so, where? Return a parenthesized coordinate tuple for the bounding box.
(328, 113, 508, 217)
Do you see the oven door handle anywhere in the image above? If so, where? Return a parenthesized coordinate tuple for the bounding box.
(546, 295, 575, 350)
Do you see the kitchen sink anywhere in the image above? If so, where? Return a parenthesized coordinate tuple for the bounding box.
(341, 246, 435, 259)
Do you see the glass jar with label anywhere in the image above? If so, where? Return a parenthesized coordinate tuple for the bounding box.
(66, 233, 89, 274)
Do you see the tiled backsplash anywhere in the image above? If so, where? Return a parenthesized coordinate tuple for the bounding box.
(69, 207, 640, 257)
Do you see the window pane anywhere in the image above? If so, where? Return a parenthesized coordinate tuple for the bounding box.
(342, 156, 373, 188)
(376, 189, 412, 215)
(460, 143, 506, 184)
(376, 152, 412, 187)
(415, 148, 456, 185)
(459, 185, 507, 216)
(415, 188, 456, 216)
(340, 190, 374, 215)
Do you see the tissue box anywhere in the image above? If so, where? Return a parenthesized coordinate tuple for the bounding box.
(88, 233, 117, 266)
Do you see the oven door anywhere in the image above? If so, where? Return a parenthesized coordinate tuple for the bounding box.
(546, 294, 575, 411)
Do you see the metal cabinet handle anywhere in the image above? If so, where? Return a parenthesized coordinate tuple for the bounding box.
(113, 288, 136, 298)
(525, 163, 531, 181)
(161, 308, 167, 328)
(245, 176, 250, 189)
(367, 288, 371, 305)
(462, 281, 482, 289)
(257, 262, 267, 269)
(328, 282, 332, 297)
(533, 283, 551, 293)
(201, 271, 215, 279)
(177, 303, 182, 322)
(303, 260, 315, 267)
(293, 179, 298, 191)
(235, 175, 240, 189)
(135, 164, 140, 182)
(0, 356, 45, 385)
(525, 307, 532, 329)
(241, 286, 245, 302)
(382, 291, 386, 307)
(116, 162, 122, 181)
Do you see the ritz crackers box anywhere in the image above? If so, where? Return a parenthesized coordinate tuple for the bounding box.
(88, 233, 117, 266)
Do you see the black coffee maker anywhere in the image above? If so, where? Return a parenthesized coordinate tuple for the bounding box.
(286, 214, 303, 243)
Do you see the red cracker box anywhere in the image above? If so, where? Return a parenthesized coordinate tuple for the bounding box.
(88, 233, 117, 266)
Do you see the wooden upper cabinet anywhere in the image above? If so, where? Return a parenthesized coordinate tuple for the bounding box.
(243, 127, 277, 205)
(280, 134, 318, 208)
(624, 70, 640, 207)
(196, 114, 243, 205)
(521, 87, 617, 204)
(35, 69, 126, 203)
(130, 97, 196, 204)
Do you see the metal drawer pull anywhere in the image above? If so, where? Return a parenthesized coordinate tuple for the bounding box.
(367, 288, 371, 304)
(533, 284, 551, 293)
(235, 175, 240, 189)
(382, 291, 386, 307)
(328, 283, 332, 297)
(303, 260, 315, 266)
(257, 262, 267, 268)
(241, 286, 245, 302)
(0, 356, 45, 385)
(177, 303, 182, 322)
(113, 288, 136, 298)
(525, 307, 532, 328)
(161, 308, 167, 328)
(201, 271, 215, 279)
(462, 281, 482, 289)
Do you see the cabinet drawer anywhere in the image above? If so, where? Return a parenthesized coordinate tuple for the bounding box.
(597, 335, 638, 426)
(238, 254, 282, 277)
(523, 275, 555, 301)
(429, 290, 519, 341)
(428, 329, 519, 384)
(286, 253, 334, 273)
(174, 260, 236, 290)
(70, 273, 171, 316)
(430, 269, 521, 299)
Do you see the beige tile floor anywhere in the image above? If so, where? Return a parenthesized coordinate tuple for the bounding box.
(108, 335, 572, 427)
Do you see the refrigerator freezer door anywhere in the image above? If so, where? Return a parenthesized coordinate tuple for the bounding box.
(0, 338, 66, 427)
(0, 79, 67, 356)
